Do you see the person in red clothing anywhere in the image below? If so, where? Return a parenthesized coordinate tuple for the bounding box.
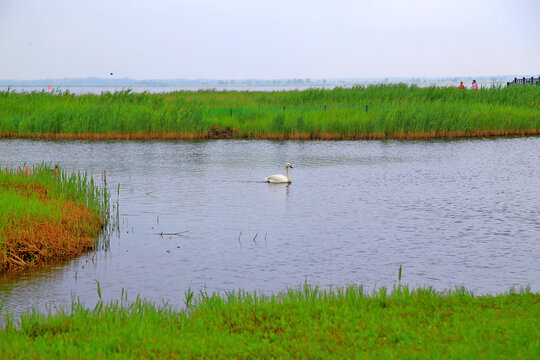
(459, 82, 464, 89)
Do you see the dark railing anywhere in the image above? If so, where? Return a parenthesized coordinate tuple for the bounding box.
(507, 76, 540, 86)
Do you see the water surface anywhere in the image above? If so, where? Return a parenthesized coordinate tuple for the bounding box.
(1, 138, 539, 316)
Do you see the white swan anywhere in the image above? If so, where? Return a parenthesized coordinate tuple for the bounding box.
(266, 163, 293, 183)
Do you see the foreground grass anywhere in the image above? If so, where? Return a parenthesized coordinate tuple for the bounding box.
(0, 84, 538, 140)
(1, 285, 538, 359)
(0, 165, 108, 273)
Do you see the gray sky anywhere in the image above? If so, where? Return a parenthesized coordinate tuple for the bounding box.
(1, 0, 538, 80)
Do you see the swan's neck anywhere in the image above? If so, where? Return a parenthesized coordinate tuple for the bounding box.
(286, 166, 291, 182)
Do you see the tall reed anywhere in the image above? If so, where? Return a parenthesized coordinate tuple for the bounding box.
(0, 85, 538, 139)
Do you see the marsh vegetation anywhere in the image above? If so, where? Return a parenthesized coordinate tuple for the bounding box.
(0, 165, 108, 273)
(1, 85, 538, 140)
(1, 284, 538, 358)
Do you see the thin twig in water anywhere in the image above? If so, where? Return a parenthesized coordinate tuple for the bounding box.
(253, 233, 258, 243)
(156, 230, 190, 237)
(145, 189, 158, 196)
(265, 233, 267, 245)
(166, 246, 181, 253)
(238, 230, 242, 244)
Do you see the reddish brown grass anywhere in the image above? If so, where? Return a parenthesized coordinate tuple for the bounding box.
(0, 129, 537, 141)
(0, 183, 103, 273)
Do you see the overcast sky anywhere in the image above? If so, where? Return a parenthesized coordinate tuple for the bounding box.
(1, 0, 538, 80)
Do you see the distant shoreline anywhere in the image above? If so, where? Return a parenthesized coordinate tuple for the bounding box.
(0, 75, 522, 89)
(0, 81, 506, 96)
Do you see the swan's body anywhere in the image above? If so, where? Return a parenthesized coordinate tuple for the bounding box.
(266, 163, 293, 183)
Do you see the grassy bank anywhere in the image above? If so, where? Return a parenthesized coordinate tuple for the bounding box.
(0, 85, 538, 140)
(0, 285, 538, 359)
(0, 165, 108, 273)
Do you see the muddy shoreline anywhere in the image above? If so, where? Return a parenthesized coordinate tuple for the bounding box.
(1, 128, 538, 141)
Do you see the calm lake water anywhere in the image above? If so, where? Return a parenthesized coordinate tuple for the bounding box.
(0, 85, 347, 95)
(0, 138, 539, 316)
(0, 81, 495, 95)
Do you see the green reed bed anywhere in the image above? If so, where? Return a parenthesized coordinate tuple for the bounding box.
(0, 164, 108, 224)
(0, 85, 538, 139)
(0, 285, 538, 359)
(0, 164, 109, 272)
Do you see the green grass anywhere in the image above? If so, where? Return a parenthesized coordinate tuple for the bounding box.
(0, 164, 108, 226)
(0, 85, 538, 139)
(0, 164, 109, 272)
(1, 285, 538, 359)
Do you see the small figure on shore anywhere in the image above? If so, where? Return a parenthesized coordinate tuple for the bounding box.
(471, 80, 479, 90)
(459, 82, 464, 89)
